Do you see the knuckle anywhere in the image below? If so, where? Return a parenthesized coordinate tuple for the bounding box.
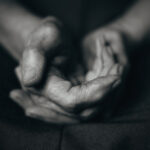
(36, 24, 61, 50)
(41, 17, 61, 40)
(41, 24, 61, 49)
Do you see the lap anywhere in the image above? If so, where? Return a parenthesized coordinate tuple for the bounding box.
(0, 43, 150, 150)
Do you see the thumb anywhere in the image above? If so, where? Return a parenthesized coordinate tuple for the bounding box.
(21, 17, 63, 87)
(21, 48, 45, 86)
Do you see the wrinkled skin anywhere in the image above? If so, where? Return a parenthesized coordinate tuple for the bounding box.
(10, 17, 129, 124)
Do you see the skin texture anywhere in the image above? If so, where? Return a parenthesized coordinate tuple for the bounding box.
(1, 0, 150, 124)
(10, 19, 129, 124)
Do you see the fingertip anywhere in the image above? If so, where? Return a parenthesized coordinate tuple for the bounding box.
(9, 89, 21, 99)
(22, 49, 45, 86)
(9, 90, 24, 105)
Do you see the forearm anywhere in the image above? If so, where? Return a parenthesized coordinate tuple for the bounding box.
(0, 1, 41, 61)
(115, 0, 150, 46)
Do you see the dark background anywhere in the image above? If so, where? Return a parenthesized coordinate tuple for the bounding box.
(0, 0, 150, 149)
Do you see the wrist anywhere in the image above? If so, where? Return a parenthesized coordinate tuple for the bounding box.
(0, 16, 41, 61)
(112, 17, 149, 48)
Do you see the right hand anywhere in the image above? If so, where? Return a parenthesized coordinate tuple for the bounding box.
(10, 16, 82, 124)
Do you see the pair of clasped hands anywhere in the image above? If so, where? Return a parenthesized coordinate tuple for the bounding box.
(10, 17, 129, 124)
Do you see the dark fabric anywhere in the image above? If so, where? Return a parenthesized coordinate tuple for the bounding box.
(0, 43, 150, 150)
(62, 123, 150, 150)
(1, 0, 150, 149)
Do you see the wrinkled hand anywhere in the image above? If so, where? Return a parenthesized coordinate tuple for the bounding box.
(83, 26, 129, 82)
(10, 16, 85, 124)
(36, 25, 129, 113)
(10, 22, 129, 124)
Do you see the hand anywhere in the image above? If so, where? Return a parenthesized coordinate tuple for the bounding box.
(82, 25, 129, 82)
(10, 16, 82, 124)
(10, 16, 90, 124)
(19, 16, 74, 87)
(10, 22, 129, 124)
(10, 89, 79, 124)
(10, 66, 98, 124)
(37, 24, 129, 116)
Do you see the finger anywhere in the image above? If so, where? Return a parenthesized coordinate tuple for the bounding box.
(26, 106, 79, 124)
(9, 89, 34, 109)
(31, 93, 100, 121)
(15, 66, 37, 94)
(103, 34, 129, 77)
(67, 75, 118, 107)
(85, 38, 103, 81)
(107, 34, 128, 65)
(109, 63, 124, 76)
(10, 89, 79, 124)
(42, 75, 72, 109)
(21, 17, 63, 87)
(30, 93, 77, 118)
(85, 39, 115, 81)
(16, 65, 73, 110)
(100, 46, 115, 76)
(15, 66, 25, 89)
(21, 48, 45, 86)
